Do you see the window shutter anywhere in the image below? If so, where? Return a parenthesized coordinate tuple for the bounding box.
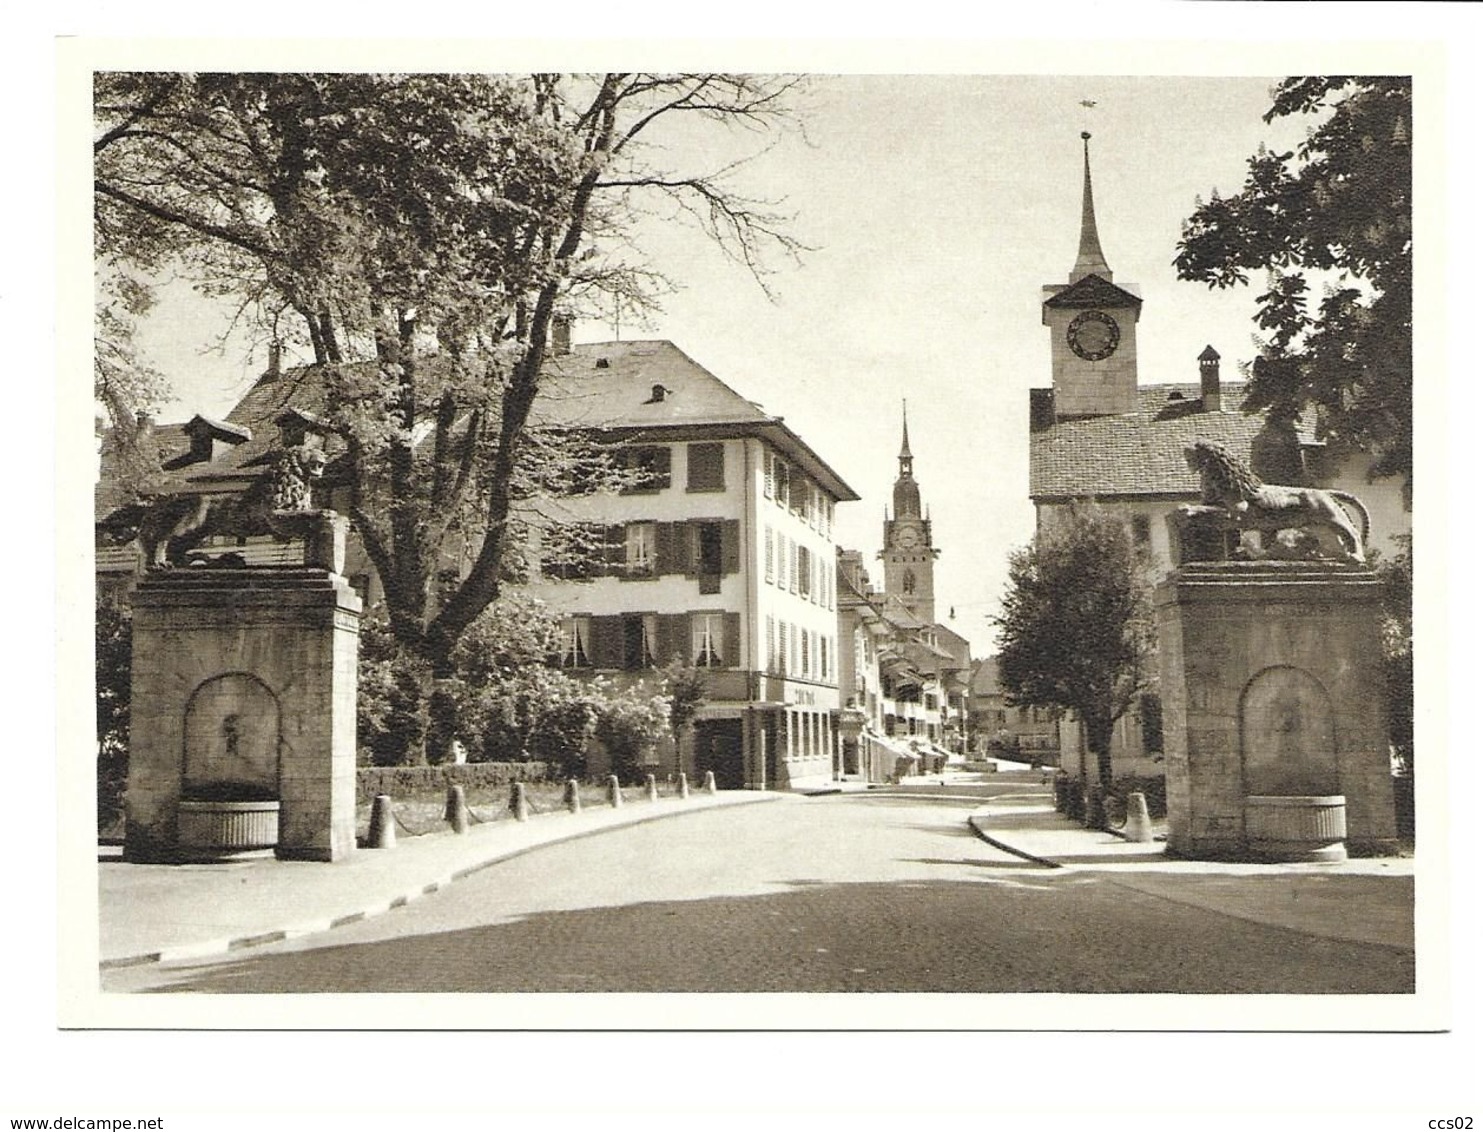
(724, 612, 742, 668)
(590, 615, 624, 668)
(721, 520, 740, 575)
(656, 614, 689, 667)
(686, 442, 725, 491)
(682, 521, 699, 577)
(653, 445, 672, 488)
(653, 522, 679, 575)
(764, 527, 774, 584)
(604, 524, 625, 575)
(763, 454, 773, 499)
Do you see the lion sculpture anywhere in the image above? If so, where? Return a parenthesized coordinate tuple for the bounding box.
(131, 443, 330, 569)
(1181, 439, 1370, 564)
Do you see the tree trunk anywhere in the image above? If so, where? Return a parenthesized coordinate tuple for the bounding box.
(425, 653, 459, 766)
(1083, 711, 1115, 830)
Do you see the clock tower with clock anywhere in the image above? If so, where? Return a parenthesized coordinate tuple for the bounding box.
(1041, 132, 1143, 420)
(881, 403, 940, 624)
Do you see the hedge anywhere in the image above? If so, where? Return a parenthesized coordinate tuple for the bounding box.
(356, 762, 550, 805)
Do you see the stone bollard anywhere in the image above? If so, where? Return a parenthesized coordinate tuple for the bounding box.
(677, 773, 690, 799)
(607, 775, 623, 808)
(1123, 791, 1155, 843)
(564, 778, 582, 814)
(445, 784, 469, 834)
(369, 794, 396, 849)
(645, 774, 659, 802)
(509, 780, 530, 823)
(703, 770, 717, 795)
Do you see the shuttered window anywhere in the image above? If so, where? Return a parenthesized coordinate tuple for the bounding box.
(801, 630, 810, 678)
(763, 453, 774, 499)
(686, 442, 725, 492)
(764, 526, 774, 584)
(788, 538, 798, 593)
(619, 445, 672, 493)
(774, 459, 790, 509)
(798, 544, 811, 599)
(620, 613, 657, 670)
(766, 615, 776, 674)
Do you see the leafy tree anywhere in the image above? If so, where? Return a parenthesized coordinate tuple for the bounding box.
(662, 659, 708, 739)
(994, 507, 1155, 822)
(1175, 77, 1412, 494)
(95, 73, 802, 761)
(95, 596, 133, 831)
(1375, 534, 1413, 775)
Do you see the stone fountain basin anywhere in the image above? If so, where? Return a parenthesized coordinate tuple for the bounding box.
(1244, 794, 1347, 863)
(178, 790, 280, 861)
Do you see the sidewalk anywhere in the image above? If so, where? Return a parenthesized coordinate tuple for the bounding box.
(966, 787, 1414, 951)
(99, 789, 788, 968)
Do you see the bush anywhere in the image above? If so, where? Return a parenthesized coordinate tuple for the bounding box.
(96, 597, 131, 832)
(593, 679, 672, 784)
(460, 664, 599, 778)
(357, 617, 432, 766)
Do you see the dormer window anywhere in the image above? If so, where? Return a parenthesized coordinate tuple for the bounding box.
(646, 383, 670, 403)
(166, 414, 252, 468)
(274, 407, 328, 451)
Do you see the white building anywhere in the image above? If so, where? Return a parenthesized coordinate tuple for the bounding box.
(521, 339, 859, 790)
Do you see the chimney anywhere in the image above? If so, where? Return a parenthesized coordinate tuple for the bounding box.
(1199, 345, 1221, 412)
(551, 315, 572, 356)
(266, 340, 282, 379)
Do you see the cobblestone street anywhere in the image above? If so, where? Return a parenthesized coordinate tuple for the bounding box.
(104, 787, 1413, 994)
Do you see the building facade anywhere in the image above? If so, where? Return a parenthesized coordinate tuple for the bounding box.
(520, 340, 859, 791)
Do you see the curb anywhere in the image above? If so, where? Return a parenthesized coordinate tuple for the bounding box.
(100, 791, 786, 970)
(965, 813, 1061, 869)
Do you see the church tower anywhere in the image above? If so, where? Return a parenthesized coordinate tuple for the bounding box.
(1041, 132, 1143, 420)
(881, 402, 940, 624)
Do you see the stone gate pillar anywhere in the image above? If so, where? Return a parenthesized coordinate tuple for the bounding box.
(1154, 561, 1398, 860)
(125, 563, 362, 862)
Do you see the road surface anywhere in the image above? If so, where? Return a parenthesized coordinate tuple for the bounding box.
(103, 786, 1413, 994)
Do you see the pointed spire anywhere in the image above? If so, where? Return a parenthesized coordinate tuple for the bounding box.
(1071, 131, 1113, 283)
(899, 399, 913, 459)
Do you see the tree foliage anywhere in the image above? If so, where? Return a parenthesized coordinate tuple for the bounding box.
(95, 72, 802, 760)
(1175, 77, 1412, 492)
(994, 507, 1155, 801)
(95, 596, 133, 830)
(1375, 534, 1413, 774)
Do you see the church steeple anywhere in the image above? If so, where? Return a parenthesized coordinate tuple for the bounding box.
(1071, 131, 1112, 283)
(881, 399, 938, 624)
(893, 401, 921, 519)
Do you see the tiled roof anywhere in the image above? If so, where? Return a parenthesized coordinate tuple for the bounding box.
(1028, 382, 1317, 500)
(969, 656, 1002, 696)
(97, 339, 859, 523)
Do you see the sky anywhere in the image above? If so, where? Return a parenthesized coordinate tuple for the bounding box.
(137, 75, 1325, 656)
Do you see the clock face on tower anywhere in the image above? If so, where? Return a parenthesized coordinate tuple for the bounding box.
(893, 524, 920, 549)
(1067, 309, 1121, 361)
